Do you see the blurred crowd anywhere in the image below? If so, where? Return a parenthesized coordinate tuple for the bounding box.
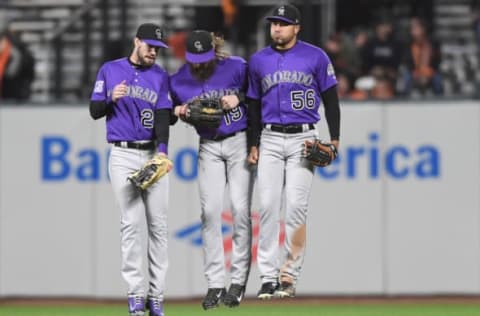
(3, 1, 480, 102)
(325, 16, 444, 101)
(0, 25, 35, 101)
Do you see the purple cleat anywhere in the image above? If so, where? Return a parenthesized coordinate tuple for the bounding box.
(147, 297, 164, 316)
(128, 295, 145, 316)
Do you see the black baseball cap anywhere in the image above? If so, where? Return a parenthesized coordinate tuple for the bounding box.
(185, 30, 215, 64)
(136, 23, 168, 48)
(266, 4, 301, 25)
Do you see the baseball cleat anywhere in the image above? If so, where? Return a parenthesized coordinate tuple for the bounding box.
(257, 282, 278, 300)
(146, 297, 164, 316)
(275, 281, 296, 298)
(128, 295, 145, 316)
(223, 284, 245, 308)
(201, 287, 226, 310)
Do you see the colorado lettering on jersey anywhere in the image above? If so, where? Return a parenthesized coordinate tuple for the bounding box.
(261, 70, 314, 93)
(126, 85, 158, 104)
(185, 88, 240, 104)
(107, 85, 158, 105)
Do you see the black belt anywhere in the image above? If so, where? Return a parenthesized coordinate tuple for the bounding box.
(207, 129, 246, 141)
(265, 123, 315, 134)
(112, 141, 155, 150)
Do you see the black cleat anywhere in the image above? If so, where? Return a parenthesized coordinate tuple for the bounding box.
(257, 282, 278, 300)
(201, 288, 226, 310)
(275, 281, 296, 298)
(223, 284, 245, 308)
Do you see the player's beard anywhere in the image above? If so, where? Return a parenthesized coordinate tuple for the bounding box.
(136, 50, 156, 67)
(272, 34, 296, 49)
(189, 60, 216, 81)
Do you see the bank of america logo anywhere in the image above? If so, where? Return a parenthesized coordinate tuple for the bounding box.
(174, 210, 285, 265)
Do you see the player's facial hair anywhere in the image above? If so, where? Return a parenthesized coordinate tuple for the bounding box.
(274, 32, 296, 48)
(189, 61, 216, 81)
(136, 49, 154, 67)
(132, 41, 157, 67)
(271, 25, 299, 49)
(274, 36, 293, 48)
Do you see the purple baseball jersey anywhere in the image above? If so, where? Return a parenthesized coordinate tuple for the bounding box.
(169, 56, 248, 139)
(247, 40, 337, 124)
(90, 57, 172, 142)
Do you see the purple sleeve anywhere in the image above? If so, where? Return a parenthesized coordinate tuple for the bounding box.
(316, 51, 338, 92)
(168, 76, 181, 106)
(157, 143, 167, 154)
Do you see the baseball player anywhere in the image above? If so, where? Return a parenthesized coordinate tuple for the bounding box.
(89, 23, 172, 316)
(170, 30, 253, 309)
(246, 4, 341, 299)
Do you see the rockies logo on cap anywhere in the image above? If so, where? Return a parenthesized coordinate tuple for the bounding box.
(155, 28, 163, 40)
(135, 23, 168, 48)
(194, 41, 203, 52)
(266, 4, 301, 25)
(185, 30, 215, 63)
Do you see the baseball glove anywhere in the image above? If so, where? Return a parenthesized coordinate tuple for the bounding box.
(128, 154, 173, 190)
(304, 139, 338, 167)
(185, 98, 223, 129)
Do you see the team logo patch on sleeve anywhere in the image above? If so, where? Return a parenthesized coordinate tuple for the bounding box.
(94, 80, 104, 93)
(327, 63, 336, 77)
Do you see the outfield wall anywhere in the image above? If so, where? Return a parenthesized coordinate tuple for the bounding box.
(0, 101, 478, 298)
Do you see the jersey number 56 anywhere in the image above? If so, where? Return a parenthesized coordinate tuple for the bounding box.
(291, 89, 316, 110)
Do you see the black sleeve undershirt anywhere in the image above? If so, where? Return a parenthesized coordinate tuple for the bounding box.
(169, 111, 179, 125)
(246, 97, 262, 149)
(320, 85, 341, 141)
(154, 109, 171, 147)
(236, 92, 246, 103)
(89, 100, 113, 120)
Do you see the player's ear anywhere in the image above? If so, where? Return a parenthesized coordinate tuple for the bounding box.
(294, 24, 301, 35)
(133, 37, 141, 47)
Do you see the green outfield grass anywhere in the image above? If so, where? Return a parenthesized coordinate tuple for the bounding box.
(1, 302, 480, 316)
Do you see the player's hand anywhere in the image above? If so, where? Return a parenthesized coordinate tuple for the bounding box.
(220, 94, 239, 110)
(157, 152, 173, 172)
(331, 140, 339, 151)
(112, 80, 127, 102)
(248, 146, 259, 165)
(174, 104, 188, 121)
